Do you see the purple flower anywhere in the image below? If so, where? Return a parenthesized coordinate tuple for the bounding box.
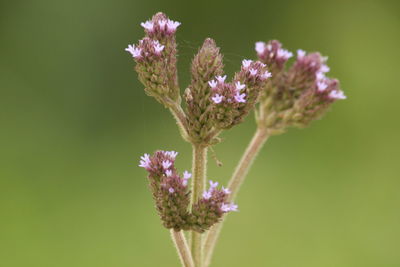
(329, 90, 347, 100)
(125, 44, 142, 59)
(320, 64, 330, 73)
(164, 151, 178, 159)
(222, 186, 231, 194)
(140, 20, 154, 32)
(154, 43, 165, 54)
(168, 187, 175, 194)
(139, 153, 151, 169)
(166, 19, 181, 33)
(249, 68, 258, 76)
(316, 71, 326, 81)
(209, 180, 219, 189)
(317, 81, 328, 92)
(255, 41, 266, 55)
(261, 70, 272, 80)
(220, 203, 231, 212)
(297, 49, 306, 58)
(216, 75, 227, 84)
(234, 92, 246, 103)
(158, 19, 167, 29)
(183, 171, 192, 180)
(208, 80, 218, 89)
(242, 59, 253, 68)
(221, 203, 238, 212)
(212, 94, 223, 104)
(165, 169, 173, 177)
(235, 81, 246, 91)
(203, 190, 212, 200)
(229, 203, 238, 212)
(162, 160, 172, 169)
(277, 48, 293, 60)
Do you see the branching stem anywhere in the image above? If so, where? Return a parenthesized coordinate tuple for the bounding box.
(170, 230, 195, 267)
(203, 127, 269, 266)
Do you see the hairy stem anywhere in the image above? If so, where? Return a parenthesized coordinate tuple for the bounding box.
(170, 230, 195, 267)
(203, 127, 269, 266)
(190, 144, 208, 267)
(167, 101, 190, 142)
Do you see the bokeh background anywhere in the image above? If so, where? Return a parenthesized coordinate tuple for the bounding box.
(1, 0, 399, 266)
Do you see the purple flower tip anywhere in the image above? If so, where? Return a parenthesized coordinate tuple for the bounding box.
(235, 81, 246, 91)
(242, 59, 253, 68)
(317, 81, 328, 92)
(183, 171, 192, 180)
(261, 70, 272, 80)
(125, 44, 142, 59)
(203, 190, 212, 200)
(320, 64, 330, 73)
(249, 68, 258, 76)
(277, 48, 293, 60)
(140, 20, 154, 32)
(212, 94, 223, 104)
(297, 49, 306, 58)
(316, 72, 326, 81)
(168, 187, 175, 194)
(166, 19, 181, 33)
(162, 160, 172, 169)
(255, 42, 266, 55)
(221, 203, 238, 212)
(222, 186, 231, 194)
(234, 92, 246, 103)
(209, 180, 219, 188)
(164, 151, 178, 159)
(329, 90, 347, 100)
(216, 75, 227, 83)
(208, 80, 218, 89)
(154, 43, 165, 54)
(139, 153, 151, 169)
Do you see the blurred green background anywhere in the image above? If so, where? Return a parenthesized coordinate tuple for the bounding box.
(1, 0, 399, 266)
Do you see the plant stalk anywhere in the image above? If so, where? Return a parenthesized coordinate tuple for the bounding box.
(190, 144, 208, 266)
(168, 101, 190, 142)
(170, 229, 195, 267)
(203, 127, 269, 266)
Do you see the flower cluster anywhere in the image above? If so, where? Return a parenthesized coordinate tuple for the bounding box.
(139, 151, 237, 232)
(184, 38, 225, 144)
(125, 13, 180, 106)
(256, 40, 293, 74)
(255, 40, 346, 133)
(139, 150, 192, 231)
(189, 180, 237, 233)
(207, 60, 271, 130)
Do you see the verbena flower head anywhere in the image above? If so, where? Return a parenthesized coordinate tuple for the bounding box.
(140, 150, 236, 232)
(255, 41, 346, 133)
(190, 180, 238, 233)
(207, 60, 270, 130)
(126, 12, 180, 106)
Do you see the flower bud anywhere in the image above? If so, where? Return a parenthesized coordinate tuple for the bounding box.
(185, 38, 224, 143)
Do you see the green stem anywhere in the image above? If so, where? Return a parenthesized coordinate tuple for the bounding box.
(190, 144, 208, 267)
(203, 127, 269, 266)
(167, 100, 190, 142)
(170, 230, 195, 267)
